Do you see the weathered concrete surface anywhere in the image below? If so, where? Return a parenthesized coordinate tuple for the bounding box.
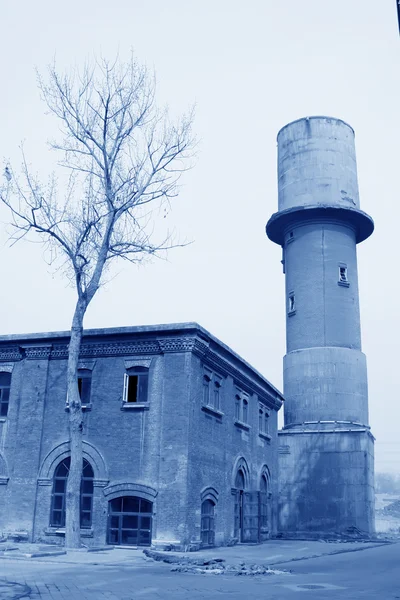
(266, 116, 375, 536)
(143, 538, 388, 568)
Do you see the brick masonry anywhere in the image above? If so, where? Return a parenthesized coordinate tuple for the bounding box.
(0, 322, 283, 549)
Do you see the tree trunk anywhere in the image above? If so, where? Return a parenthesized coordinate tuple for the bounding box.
(65, 299, 87, 549)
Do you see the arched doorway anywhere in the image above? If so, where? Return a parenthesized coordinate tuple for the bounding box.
(201, 499, 215, 547)
(234, 468, 245, 541)
(107, 496, 153, 546)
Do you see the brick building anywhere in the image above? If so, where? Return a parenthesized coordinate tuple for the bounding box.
(0, 323, 283, 549)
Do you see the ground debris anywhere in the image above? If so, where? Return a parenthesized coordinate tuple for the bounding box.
(170, 560, 290, 576)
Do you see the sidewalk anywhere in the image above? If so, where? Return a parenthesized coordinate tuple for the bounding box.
(0, 539, 392, 567)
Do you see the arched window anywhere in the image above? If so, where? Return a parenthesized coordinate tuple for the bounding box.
(50, 457, 94, 528)
(260, 473, 269, 530)
(235, 469, 245, 491)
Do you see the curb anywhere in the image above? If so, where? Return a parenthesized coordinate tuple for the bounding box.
(144, 541, 394, 568)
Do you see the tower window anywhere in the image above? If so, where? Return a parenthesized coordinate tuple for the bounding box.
(288, 293, 295, 314)
(338, 264, 350, 287)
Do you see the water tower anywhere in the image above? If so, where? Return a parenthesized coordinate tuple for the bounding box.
(267, 116, 375, 535)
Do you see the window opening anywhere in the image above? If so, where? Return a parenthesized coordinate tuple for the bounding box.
(0, 372, 11, 417)
(123, 367, 149, 404)
(77, 369, 92, 406)
(339, 266, 348, 283)
(242, 399, 248, 423)
(288, 293, 295, 313)
(260, 474, 269, 530)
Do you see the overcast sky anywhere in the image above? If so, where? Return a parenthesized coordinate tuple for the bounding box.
(1, 1, 399, 474)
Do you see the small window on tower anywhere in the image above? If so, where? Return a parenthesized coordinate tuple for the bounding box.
(338, 264, 350, 287)
(288, 292, 295, 315)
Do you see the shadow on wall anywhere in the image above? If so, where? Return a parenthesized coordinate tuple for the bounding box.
(278, 431, 374, 537)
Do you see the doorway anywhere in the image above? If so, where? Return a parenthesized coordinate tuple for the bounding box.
(107, 496, 153, 546)
(201, 499, 215, 547)
(234, 469, 245, 541)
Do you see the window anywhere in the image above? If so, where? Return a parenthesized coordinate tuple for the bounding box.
(288, 292, 295, 314)
(202, 367, 223, 412)
(50, 457, 94, 528)
(77, 369, 92, 406)
(260, 474, 269, 530)
(338, 264, 349, 287)
(259, 405, 270, 436)
(0, 372, 11, 417)
(234, 389, 250, 425)
(123, 367, 149, 404)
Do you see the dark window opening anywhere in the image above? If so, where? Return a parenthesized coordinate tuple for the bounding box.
(0, 372, 11, 417)
(50, 457, 94, 528)
(339, 266, 348, 283)
(124, 367, 149, 404)
(260, 474, 269, 529)
(77, 369, 92, 405)
(288, 294, 295, 313)
(242, 399, 248, 423)
(235, 395, 241, 420)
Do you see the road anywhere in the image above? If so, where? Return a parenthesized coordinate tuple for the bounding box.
(0, 542, 399, 599)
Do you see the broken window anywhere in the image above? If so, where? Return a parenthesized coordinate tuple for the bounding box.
(123, 367, 149, 404)
(0, 372, 11, 417)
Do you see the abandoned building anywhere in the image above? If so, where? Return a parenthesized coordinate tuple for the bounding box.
(267, 116, 375, 536)
(0, 323, 283, 548)
(0, 116, 375, 548)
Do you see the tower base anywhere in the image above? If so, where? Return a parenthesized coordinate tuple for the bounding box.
(278, 427, 375, 537)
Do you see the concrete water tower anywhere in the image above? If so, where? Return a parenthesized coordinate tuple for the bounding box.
(267, 116, 375, 536)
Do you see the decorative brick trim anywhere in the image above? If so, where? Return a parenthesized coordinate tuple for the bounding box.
(22, 344, 52, 360)
(158, 338, 197, 353)
(37, 478, 52, 486)
(93, 479, 109, 488)
(51, 341, 161, 359)
(124, 357, 153, 369)
(78, 360, 96, 371)
(103, 482, 158, 502)
(38, 440, 109, 481)
(200, 486, 219, 503)
(0, 363, 15, 373)
(0, 347, 22, 361)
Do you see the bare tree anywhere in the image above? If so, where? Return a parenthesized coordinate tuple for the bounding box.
(0, 55, 195, 548)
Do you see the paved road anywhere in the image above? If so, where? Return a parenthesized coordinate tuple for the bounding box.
(0, 542, 398, 599)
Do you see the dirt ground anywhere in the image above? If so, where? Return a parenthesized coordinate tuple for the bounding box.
(375, 493, 400, 537)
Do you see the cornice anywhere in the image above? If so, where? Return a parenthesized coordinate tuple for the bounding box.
(50, 340, 161, 359)
(0, 347, 23, 361)
(22, 344, 52, 360)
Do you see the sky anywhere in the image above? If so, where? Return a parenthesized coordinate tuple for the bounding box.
(0, 1, 399, 474)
